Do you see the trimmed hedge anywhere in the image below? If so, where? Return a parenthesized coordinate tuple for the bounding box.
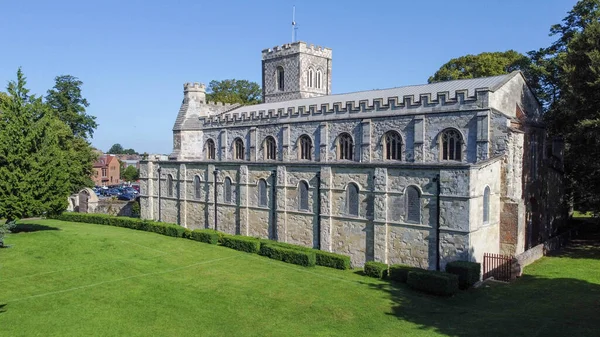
(445, 261, 481, 289)
(389, 264, 421, 283)
(259, 244, 316, 267)
(406, 270, 459, 296)
(220, 235, 261, 253)
(364, 261, 388, 279)
(260, 240, 351, 270)
(189, 229, 220, 245)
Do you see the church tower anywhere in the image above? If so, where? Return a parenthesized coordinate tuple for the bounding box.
(261, 41, 332, 103)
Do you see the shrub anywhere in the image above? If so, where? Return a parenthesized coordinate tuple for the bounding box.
(220, 235, 260, 253)
(189, 229, 219, 245)
(259, 244, 316, 267)
(389, 264, 420, 283)
(406, 270, 459, 296)
(131, 201, 141, 218)
(315, 251, 351, 270)
(364, 261, 388, 279)
(445, 261, 481, 289)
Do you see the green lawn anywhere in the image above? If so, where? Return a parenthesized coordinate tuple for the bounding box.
(1, 219, 599, 336)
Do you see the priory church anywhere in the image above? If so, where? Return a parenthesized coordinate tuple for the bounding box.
(139, 41, 566, 268)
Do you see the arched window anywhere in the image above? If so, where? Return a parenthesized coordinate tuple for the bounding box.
(194, 175, 201, 199)
(440, 129, 463, 161)
(383, 131, 402, 160)
(277, 66, 285, 91)
(316, 70, 322, 89)
(337, 133, 354, 160)
(406, 186, 421, 223)
(224, 177, 232, 203)
(264, 136, 277, 160)
(347, 183, 359, 216)
(298, 135, 312, 160)
(205, 139, 215, 160)
(234, 138, 244, 160)
(483, 186, 490, 224)
(258, 179, 268, 207)
(298, 181, 309, 211)
(308, 68, 314, 88)
(167, 174, 174, 197)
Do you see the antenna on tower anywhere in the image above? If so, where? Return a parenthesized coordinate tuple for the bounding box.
(292, 6, 298, 42)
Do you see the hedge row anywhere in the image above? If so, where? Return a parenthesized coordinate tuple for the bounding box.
(259, 244, 316, 267)
(259, 240, 351, 270)
(188, 229, 220, 245)
(445, 261, 481, 289)
(220, 235, 261, 253)
(406, 270, 459, 296)
(364, 261, 388, 279)
(389, 264, 421, 283)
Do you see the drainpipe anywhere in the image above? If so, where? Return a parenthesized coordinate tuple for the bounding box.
(315, 171, 321, 250)
(271, 169, 278, 240)
(433, 174, 441, 271)
(213, 168, 219, 231)
(157, 166, 162, 222)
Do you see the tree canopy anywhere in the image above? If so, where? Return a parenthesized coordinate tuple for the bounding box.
(46, 75, 97, 140)
(122, 166, 139, 182)
(205, 79, 261, 105)
(108, 143, 137, 155)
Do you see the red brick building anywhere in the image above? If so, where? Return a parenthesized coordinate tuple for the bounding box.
(93, 155, 120, 186)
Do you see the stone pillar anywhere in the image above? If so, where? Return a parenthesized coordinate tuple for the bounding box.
(373, 167, 388, 263)
(179, 164, 187, 227)
(275, 165, 287, 241)
(361, 119, 372, 163)
(319, 122, 328, 162)
(476, 111, 490, 161)
(281, 124, 290, 162)
(238, 165, 249, 235)
(413, 115, 424, 162)
(142, 161, 154, 220)
(249, 127, 257, 161)
(319, 166, 333, 251)
(206, 164, 216, 229)
(219, 130, 228, 161)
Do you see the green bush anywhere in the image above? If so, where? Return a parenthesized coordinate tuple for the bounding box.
(259, 244, 316, 267)
(389, 264, 420, 283)
(445, 261, 481, 289)
(189, 229, 219, 245)
(315, 251, 351, 270)
(364, 261, 388, 279)
(220, 235, 260, 253)
(406, 270, 459, 296)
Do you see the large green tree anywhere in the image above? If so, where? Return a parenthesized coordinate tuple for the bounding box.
(206, 79, 261, 105)
(45, 75, 97, 140)
(108, 143, 137, 155)
(122, 166, 139, 182)
(0, 69, 72, 221)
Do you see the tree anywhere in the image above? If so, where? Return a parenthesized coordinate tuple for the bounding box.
(45, 75, 97, 140)
(122, 165, 139, 182)
(0, 69, 73, 222)
(206, 79, 261, 105)
(108, 143, 124, 154)
(542, 0, 600, 213)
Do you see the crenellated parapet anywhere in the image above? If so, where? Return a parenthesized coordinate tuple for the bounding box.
(200, 87, 489, 127)
(262, 41, 332, 60)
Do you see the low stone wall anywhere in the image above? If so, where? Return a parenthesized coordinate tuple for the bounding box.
(513, 229, 575, 277)
(94, 200, 136, 217)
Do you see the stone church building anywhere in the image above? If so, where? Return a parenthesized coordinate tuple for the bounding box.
(140, 41, 566, 268)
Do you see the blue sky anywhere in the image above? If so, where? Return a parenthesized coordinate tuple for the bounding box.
(0, 0, 577, 155)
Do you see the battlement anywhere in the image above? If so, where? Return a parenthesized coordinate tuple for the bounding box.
(200, 87, 490, 127)
(184, 82, 206, 92)
(205, 101, 235, 107)
(262, 41, 332, 60)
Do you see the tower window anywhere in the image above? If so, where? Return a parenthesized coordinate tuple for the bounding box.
(298, 181, 309, 211)
(234, 138, 245, 160)
(167, 174, 174, 197)
(258, 179, 268, 207)
(277, 66, 285, 91)
(205, 139, 215, 160)
(194, 175, 201, 199)
(298, 135, 312, 160)
(383, 131, 402, 160)
(337, 133, 354, 160)
(308, 68, 314, 88)
(347, 183, 359, 216)
(224, 177, 232, 203)
(316, 70, 322, 89)
(483, 186, 490, 224)
(264, 136, 277, 160)
(440, 129, 463, 161)
(406, 186, 421, 223)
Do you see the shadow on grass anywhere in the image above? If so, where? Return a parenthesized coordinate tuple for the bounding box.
(10, 223, 60, 234)
(0, 304, 5, 314)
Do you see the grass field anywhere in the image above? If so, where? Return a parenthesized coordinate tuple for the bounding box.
(1, 219, 599, 336)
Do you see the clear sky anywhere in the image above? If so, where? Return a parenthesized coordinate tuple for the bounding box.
(0, 0, 578, 155)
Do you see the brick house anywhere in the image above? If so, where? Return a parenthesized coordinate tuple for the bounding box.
(93, 154, 121, 186)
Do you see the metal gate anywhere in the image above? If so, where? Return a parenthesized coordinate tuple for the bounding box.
(483, 253, 513, 282)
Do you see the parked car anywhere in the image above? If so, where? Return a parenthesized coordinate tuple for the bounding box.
(106, 188, 121, 196)
(117, 193, 136, 201)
